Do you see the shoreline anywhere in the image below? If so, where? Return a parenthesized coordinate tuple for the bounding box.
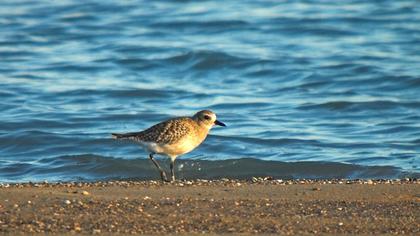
(2, 157, 418, 183)
(0, 177, 418, 186)
(0, 179, 418, 235)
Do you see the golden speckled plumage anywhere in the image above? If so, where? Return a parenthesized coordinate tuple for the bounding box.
(132, 118, 198, 144)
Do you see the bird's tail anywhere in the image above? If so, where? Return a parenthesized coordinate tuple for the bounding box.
(111, 133, 129, 139)
(111, 132, 139, 140)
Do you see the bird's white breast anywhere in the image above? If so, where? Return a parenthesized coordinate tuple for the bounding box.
(138, 133, 206, 158)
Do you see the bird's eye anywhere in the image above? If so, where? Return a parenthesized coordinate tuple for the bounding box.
(204, 115, 211, 120)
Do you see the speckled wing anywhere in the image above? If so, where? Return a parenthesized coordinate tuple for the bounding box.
(112, 118, 192, 145)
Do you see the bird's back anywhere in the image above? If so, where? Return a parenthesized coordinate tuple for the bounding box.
(112, 117, 195, 145)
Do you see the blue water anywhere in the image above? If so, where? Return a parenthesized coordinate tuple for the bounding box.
(1, 0, 419, 182)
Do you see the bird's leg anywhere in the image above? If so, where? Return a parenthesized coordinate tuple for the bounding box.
(149, 154, 168, 182)
(170, 158, 176, 182)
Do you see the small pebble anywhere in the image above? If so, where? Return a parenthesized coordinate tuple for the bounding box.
(64, 200, 71, 205)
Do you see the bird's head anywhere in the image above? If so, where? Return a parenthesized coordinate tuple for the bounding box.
(193, 110, 226, 129)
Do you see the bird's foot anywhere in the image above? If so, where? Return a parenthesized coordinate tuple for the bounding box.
(160, 171, 169, 182)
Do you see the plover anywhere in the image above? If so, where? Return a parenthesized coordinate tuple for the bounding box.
(112, 110, 226, 182)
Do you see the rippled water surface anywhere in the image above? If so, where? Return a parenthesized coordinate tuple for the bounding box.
(1, 0, 419, 182)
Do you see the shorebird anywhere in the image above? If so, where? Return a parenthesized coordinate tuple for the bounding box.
(112, 110, 226, 182)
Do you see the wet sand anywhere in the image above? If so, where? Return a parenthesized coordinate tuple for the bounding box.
(0, 179, 419, 235)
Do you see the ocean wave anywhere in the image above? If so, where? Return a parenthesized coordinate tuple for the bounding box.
(0, 155, 415, 183)
(299, 100, 420, 111)
(160, 50, 254, 70)
(150, 20, 251, 33)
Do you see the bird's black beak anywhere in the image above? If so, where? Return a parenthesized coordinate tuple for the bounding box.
(214, 120, 226, 127)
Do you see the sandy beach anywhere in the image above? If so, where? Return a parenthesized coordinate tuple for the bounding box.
(0, 179, 418, 235)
